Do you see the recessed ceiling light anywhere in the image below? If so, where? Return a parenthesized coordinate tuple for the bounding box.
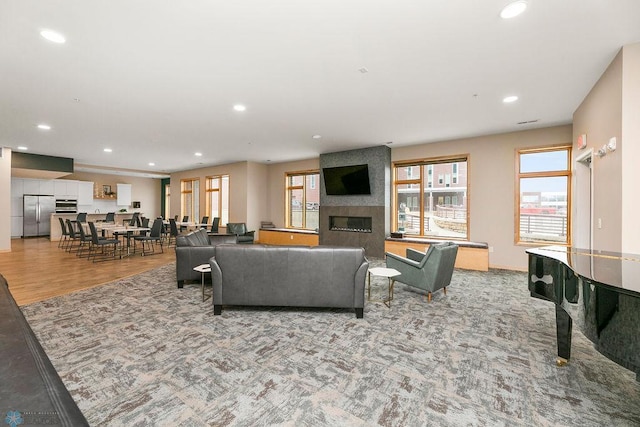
(40, 29, 66, 44)
(312, 135, 322, 139)
(37, 124, 51, 130)
(500, 1, 528, 19)
(503, 95, 519, 103)
(358, 67, 369, 74)
(233, 104, 246, 112)
(148, 162, 155, 166)
(195, 152, 203, 157)
(104, 148, 113, 153)
(17, 146, 28, 150)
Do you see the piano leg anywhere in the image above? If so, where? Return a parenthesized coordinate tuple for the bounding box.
(555, 306, 572, 366)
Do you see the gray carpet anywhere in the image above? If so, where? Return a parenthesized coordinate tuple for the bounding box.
(21, 261, 640, 426)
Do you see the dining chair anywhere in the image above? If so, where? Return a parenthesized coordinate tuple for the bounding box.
(74, 222, 93, 258)
(65, 219, 80, 253)
(180, 215, 189, 232)
(88, 222, 120, 262)
(210, 217, 220, 233)
(58, 217, 70, 249)
(105, 212, 116, 223)
(133, 218, 164, 256)
(167, 218, 180, 247)
(200, 216, 209, 228)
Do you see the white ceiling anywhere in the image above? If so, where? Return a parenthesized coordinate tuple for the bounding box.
(2, 1, 640, 175)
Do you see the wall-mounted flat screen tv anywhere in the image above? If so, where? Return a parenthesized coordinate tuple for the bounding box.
(322, 164, 371, 195)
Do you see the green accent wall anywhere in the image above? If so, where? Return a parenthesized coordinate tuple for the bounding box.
(12, 152, 73, 173)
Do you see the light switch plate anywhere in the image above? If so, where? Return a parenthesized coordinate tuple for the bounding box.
(608, 137, 617, 151)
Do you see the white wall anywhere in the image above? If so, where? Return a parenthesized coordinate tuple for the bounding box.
(0, 148, 11, 251)
(621, 43, 640, 253)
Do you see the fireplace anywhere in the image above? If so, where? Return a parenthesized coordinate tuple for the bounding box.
(329, 216, 372, 233)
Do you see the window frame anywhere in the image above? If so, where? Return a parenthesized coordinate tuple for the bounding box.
(515, 144, 572, 246)
(285, 169, 320, 230)
(180, 177, 200, 222)
(205, 174, 230, 225)
(393, 154, 469, 240)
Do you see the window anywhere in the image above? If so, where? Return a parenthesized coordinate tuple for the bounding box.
(181, 178, 199, 222)
(286, 170, 320, 230)
(206, 175, 229, 226)
(394, 156, 468, 239)
(516, 145, 571, 244)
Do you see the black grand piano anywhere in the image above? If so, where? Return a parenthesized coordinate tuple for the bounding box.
(527, 246, 640, 380)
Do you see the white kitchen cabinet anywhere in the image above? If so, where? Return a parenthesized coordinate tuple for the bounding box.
(39, 179, 55, 195)
(22, 178, 40, 194)
(78, 181, 94, 205)
(116, 183, 132, 206)
(54, 179, 79, 198)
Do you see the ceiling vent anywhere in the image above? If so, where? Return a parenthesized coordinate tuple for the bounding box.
(517, 119, 539, 125)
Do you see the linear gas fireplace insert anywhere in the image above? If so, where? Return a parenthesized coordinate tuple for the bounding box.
(329, 216, 372, 233)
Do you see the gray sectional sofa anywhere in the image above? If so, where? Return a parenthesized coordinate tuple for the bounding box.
(209, 244, 369, 318)
(1, 275, 89, 425)
(175, 229, 237, 287)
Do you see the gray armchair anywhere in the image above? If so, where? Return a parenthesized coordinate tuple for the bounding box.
(385, 242, 458, 302)
(226, 222, 255, 244)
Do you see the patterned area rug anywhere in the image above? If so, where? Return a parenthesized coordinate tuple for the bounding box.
(21, 261, 640, 426)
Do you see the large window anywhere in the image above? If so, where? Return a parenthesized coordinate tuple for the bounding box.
(206, 175, 229, 225)
(286, 171, 320, 230)
(181, 178, 199, 222)
(516, 145, 571, 244)
(393, 156, 468, 239)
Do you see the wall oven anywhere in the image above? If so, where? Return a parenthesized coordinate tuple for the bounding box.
(55, 199, 78, 213)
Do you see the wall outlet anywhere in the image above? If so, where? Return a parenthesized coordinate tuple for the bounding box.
(598, 218, 602, 229)
(489, 246, 494, 253)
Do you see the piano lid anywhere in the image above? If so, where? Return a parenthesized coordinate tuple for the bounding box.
(526, 246, 640, 296)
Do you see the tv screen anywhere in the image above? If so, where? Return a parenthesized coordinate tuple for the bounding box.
(322, 164, 371, 195)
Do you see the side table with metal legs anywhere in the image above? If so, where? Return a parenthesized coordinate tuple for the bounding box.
(367, 267, 401, 307)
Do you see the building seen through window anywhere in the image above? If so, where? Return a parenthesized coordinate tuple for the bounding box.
(394, 156, 468, 240)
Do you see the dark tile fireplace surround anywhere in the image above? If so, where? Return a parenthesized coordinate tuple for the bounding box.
(319, 145, 391, 258)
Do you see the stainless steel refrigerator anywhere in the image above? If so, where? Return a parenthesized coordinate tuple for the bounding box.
(23, 195, 56, 237)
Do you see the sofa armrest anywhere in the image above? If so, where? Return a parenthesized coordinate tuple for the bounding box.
(210, 256, 223, 314)
(175, 246, 217, 283)
(353, 259, 369, 309)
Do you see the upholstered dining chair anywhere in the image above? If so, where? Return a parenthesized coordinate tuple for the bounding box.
(210, 217, 220, 233)
(88, 222, 120, 262)
(180, 215, 189, 232)
(385, 242, 458, 302)
(166, 218, 180, 247)
(104, 212, 115, 223)
(133, 218, 164, 256)
(199, 216, 209, 228)
(65, 219, 80, 253)
(58, 217, 70, 249)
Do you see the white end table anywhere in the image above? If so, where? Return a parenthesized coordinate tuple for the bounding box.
(368, 267, 401, 307)
(193, 264, 212, 302)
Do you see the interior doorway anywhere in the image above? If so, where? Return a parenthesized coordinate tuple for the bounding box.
(575, 149, 593, 249)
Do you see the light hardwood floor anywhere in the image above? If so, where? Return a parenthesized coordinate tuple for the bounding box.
(0, 237, 175, 306)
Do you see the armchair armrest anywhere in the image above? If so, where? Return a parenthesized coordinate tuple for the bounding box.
(385, 251, 421, 268)
(244, 230, 255, 237)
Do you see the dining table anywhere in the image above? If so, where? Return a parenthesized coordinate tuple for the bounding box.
(93, 223, 151, 256)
